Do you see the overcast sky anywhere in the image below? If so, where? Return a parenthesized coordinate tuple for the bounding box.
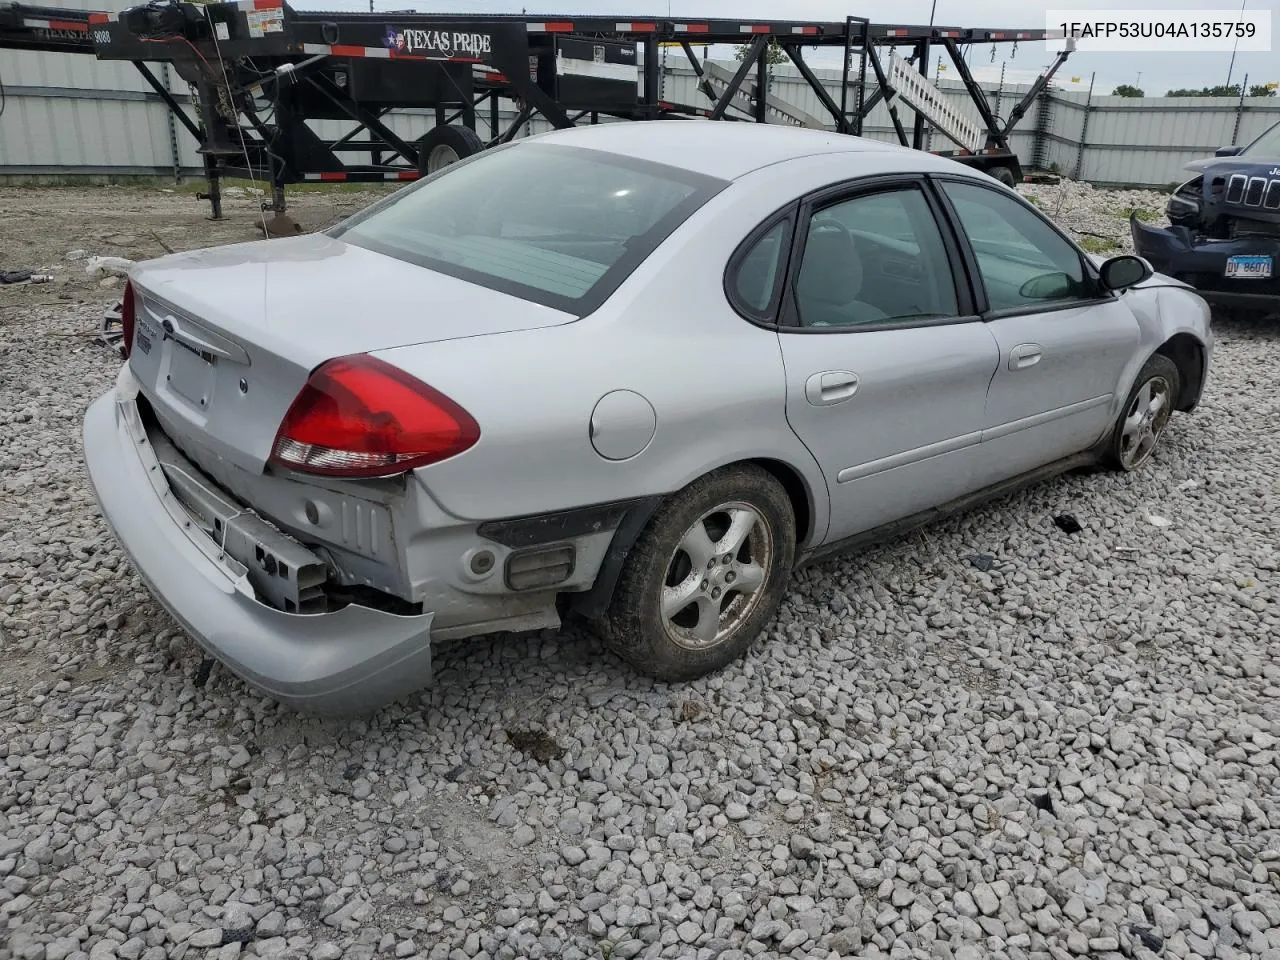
(295, 0, 1277, 98)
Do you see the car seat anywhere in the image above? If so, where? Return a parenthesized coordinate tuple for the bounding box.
(795, 220, 888, 327)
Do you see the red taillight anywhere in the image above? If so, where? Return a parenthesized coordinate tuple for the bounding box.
(269, 355, 480, 478)
(120, 280, 136, 359)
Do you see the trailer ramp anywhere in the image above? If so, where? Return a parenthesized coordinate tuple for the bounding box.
(701, 52, 986, 152)
(886, 51, 984, 152)
(701, 60, 827, 129)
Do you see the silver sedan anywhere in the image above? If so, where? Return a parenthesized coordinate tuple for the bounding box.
(82, 122, 1214, 714)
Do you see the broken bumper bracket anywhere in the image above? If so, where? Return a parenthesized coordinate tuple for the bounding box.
(149, 427, 330, 614)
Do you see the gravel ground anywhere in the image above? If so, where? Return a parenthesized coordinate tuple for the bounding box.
(1, 179, 1278, 960)
(1018, 181, 1164, 258)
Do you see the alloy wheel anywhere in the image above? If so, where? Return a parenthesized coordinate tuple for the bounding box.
(661, 502, 773, 650)
(1119, 375, 1172, 469)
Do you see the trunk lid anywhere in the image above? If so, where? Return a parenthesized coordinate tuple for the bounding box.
(126, 232, 573, 474)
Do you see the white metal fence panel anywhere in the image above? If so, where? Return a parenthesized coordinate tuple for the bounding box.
(6, 0, 147, 94)
(1, 0, 191, 174)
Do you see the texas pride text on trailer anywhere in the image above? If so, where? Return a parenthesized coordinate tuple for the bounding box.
(382, 27, 493, 57)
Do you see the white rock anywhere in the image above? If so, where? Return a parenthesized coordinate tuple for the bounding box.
(973, 883, 999, 917)
(2, 181, 1277, 960)
(280, 813, 306, 838)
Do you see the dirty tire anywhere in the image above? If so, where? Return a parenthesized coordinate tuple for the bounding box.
(991, 165, 1018, 188)
(1106, 353, 1181, 472)
(416, 124, 484, 176)
(602, 464, 795, 683)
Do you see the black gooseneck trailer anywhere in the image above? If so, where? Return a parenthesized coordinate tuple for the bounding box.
(1, 0, 1074, 231)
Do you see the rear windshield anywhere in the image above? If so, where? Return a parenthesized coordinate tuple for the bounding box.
(331, 141, 727, 315)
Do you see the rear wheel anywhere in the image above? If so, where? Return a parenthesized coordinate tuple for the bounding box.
(602, 465, 795, 683)
(416, 124, 484, 176)
(1107, 354, 1181, 471)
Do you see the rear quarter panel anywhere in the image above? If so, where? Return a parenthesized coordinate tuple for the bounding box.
(371, 156, 908, 547)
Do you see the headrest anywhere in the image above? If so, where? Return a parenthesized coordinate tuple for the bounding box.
(796, 220, 864, 306)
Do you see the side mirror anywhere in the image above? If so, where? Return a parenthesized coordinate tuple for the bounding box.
(1215, 144, 1242, 157)
(1099, 254, 1153, 292)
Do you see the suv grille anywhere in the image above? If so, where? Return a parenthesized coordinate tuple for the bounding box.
(1225, 174, 1280, 210)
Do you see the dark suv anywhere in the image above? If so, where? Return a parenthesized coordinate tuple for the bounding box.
(1132, 120, 1280, 316)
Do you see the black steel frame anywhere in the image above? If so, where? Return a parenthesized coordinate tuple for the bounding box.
(0, 1, 1073, 222)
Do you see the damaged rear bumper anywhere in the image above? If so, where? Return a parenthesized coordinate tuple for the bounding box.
(82, 366, 436, 715)
(1131, 216, 1280, 311)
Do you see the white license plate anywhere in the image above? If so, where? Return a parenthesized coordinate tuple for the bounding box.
(167, 342, 215, 408)
(1224, 254, 1272, 279)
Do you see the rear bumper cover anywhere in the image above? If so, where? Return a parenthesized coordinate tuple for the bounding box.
(82, 366, 436, 715)
(1131, 217, 1280, 310)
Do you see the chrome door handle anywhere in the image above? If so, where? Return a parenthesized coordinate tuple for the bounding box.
(1009, 343, 1042, 371)
(805, 370, 860, 406)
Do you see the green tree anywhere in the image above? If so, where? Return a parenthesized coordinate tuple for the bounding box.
(1249, 83, 1277, 98)
(734, 38, 787, 66)
(1111, 84, 1144, 98)
(733, 38, 786, 94)
(1167, 84, 1241, 97)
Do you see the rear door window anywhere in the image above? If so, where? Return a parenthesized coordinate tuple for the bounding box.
(791, 185, 961, 328)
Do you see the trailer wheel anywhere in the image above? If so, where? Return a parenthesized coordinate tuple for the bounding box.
(416, 124, 484, 175)
(991, 166, 1018, 188)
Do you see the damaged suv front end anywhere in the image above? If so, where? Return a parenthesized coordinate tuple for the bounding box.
(1132, 122, 1280, 314)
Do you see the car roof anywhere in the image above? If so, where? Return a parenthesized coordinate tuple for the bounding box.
(525, 121, 965, 181)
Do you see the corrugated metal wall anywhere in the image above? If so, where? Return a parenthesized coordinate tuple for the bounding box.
(0, 0, 200, 173)
(3, 38, 1279, 186)
(1031, 91, 1280, 185)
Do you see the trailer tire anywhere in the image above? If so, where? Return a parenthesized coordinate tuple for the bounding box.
(416, 124, 483, 176)
(991, 165, 1018, 188)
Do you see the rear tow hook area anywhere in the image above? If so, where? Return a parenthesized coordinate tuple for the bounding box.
(150, 427, 330, 614)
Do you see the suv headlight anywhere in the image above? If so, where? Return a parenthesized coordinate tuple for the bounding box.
(1167, 177, 1203, 226)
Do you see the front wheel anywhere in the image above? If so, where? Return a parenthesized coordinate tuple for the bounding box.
(602, 464, 796, 683)
(1107, 354, 1181, 471)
